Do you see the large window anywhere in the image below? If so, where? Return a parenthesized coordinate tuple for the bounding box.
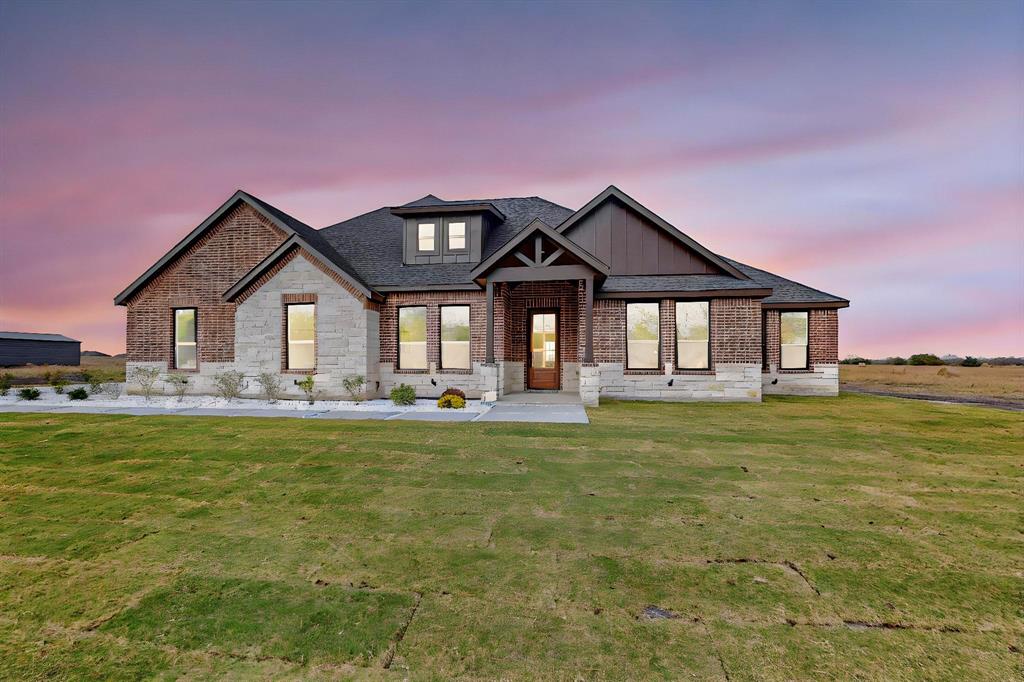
(676, 301, 709, 369)
(286, 303, 316, 370)
(417, 223, 435, 252)
(440, 305, 471, 369)
(626, 302, 660, 369)
(398, 306, 428, 369)
(447, 222, 466, 250)
(173, 308, 197, 369)
(780, 311, 809, 369)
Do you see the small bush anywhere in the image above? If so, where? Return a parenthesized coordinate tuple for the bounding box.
(441, 386, 466, 400)
(961, 356, 982, 367)
(213, 371, 246, 400)
(343, 374, 366, 402)
(68, 387, 89, 400)
(46, 370, 69, 394)
(166, 374, 190, 400)
(18, 387, 41, 401)
(390, 383, 416, 406)
(909, 353, 944, 366)
(297, 375, 318, 405)
(129, 366, 162, 400)
(437, 393, 466, 409)
(256, 372, 284, 403)
(82, 370, 105, 395)
(0, 372, 12, 397)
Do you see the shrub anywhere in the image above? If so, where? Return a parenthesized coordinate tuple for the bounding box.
(256, 372, 284, 403)
(46, 370, 69, 394)
(909, 353, 944, 366)
(297, 375, 318, 405)
(68, 387, 89, 400)
(437, 393, 466, 409)
(390, 383, 416, 406)
(213, 371, 246, 400)
(0, 372, 12, 397)
(18, 387, 40, 401)
(82, 369, 106, 395)
(890, 356, 907, 365)
(441, 386, 466, 400)
(128, 366, 162, 399)
(840, 357, 871, 365)
(343, 375, 366, 402)
(961, 356, 982, 367)
(101, 381, 123, 400)
(166, 373, 190, 400)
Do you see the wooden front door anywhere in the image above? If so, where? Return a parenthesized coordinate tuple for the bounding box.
(527, 310, 559, 390)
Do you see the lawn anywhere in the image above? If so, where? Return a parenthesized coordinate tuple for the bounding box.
(0, 395, 1020, 680)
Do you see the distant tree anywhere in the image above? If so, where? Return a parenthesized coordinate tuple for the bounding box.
(890, 356, 907, 365)
(840, 356, 871, 365)
(908, 353, 944, 366)
(960, 356, 982, 367)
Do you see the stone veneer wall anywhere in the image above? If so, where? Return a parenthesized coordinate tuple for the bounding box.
(128, 253, 377, 400)
(761, 308, 840, 396)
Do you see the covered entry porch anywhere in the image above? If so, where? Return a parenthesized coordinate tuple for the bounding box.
(471, 218, 608, 405)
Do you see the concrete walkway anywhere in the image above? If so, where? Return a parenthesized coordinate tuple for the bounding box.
(0, 402, 590, 424)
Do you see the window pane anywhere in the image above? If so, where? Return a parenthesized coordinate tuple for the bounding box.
(441, 306, 470, 369)
(175, 309, 195, 342)
(399, 307, 428, 369)
(678, 341, 709, 369)
(288, 304, 315, 342)
(175, 343, 196, 370)
(448, 222, 466, 250)
(781, 345, 807, 369)
(627, 303, 659, 369)
(676, 302, 708, 341)
(288, 342, 315, 370)
(780, 312, 808, 345)
(417, 223, 435, 251)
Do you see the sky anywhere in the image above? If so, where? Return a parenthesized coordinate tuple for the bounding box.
(0, 0, 1021, 358)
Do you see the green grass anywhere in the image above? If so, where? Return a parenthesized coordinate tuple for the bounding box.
(0, 394, 1020, 680)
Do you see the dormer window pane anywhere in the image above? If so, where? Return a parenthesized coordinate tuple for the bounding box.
(448, 222, 466, 250)
(417, 223, 435, 252)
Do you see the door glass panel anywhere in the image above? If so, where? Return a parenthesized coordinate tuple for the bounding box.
(531, 314, 557, 369)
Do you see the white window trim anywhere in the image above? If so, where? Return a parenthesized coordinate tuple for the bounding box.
(173, 308, 197, 370)
(417, 223, 436, 252)
(286, 303, 316, 371)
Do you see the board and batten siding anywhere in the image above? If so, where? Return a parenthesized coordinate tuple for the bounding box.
(562, 200, 721, 275)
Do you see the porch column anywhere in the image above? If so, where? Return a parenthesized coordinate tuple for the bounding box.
(485, 280, 495, 363)
(583, 276, 594, 363)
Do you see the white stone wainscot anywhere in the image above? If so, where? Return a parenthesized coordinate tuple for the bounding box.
(596, 362, 762, 402)
(763, 364, 839, 396)
(379, 361, 491, 399)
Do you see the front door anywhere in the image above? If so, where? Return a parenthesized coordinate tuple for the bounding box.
(528, 310, 559, 390)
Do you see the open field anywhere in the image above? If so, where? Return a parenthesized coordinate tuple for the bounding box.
(0, 395, 1021, 680)
(5, 354, 126, 385)
(841, 364, 1024, 404)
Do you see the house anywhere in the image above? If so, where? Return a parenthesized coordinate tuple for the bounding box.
(114, 186, 848, 405)
(0, 332, 81, 366)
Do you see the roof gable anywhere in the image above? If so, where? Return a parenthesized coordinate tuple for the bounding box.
(556, 186, 749, 280)
(470, 218, 609, 282)
(114, 191, 371, 305)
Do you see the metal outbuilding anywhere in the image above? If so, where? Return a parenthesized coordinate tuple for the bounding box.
(0, 332, 81, 366)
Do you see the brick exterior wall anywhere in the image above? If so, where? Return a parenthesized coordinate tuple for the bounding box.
(125, 203, 286, 365)
(592, 297, 762, 369)
(711, 298, 762, 365)
(762, 308, 839, 371)
(379, 290, 487, 370)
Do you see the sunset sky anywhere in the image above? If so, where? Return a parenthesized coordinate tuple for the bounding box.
(1, 0, 1021, 357)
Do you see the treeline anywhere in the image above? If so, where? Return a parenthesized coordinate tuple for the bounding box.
(841, 355, 1024, 366)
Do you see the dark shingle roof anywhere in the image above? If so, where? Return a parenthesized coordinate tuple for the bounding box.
(600, 274, 769, 293)
(0, 332, 80, 343)
(722, 258, 849, 305)
(319, 197, 574, 288)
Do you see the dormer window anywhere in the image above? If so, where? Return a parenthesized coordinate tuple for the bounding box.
(417, 223, 435, 252)
(448, 221, 466, 250)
